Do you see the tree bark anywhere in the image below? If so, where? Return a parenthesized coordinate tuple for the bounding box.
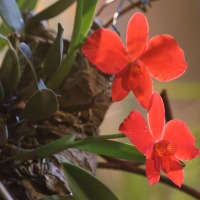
(0, 13, 112, 200)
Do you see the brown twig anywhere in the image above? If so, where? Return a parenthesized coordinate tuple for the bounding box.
(161, 89, 173, 122)
(104, 0, 159, 28)
(98, 158, 200, 199)
(101, 155, 144, 166)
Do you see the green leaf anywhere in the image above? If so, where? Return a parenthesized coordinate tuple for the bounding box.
(38, 195, 75, 200)
(46, 0, 97, 89)
(17, 0, 38, 11)
(18, 42, 39, 91)
(0, 24, 9, 50)
(27, 0, 75, 25)
(0, 51, 12, 92)
(0, 23, 9, 36)
(62, 162, 119, 200)
(18, 42, 59, 121)
(19, 88, 59, 121)
(0, 35, 20, 92)
(46, 51, 76, 90)
(69, 0, 83, 51)
(43, 23, 64, 76)
(0, 0, 24, 32)
(78, 0, 98, 42)
(34, 133, 76, 158)
(67, 138, 145, 163)
(0, 81, 4, 103)
(46, 0, 83, 89)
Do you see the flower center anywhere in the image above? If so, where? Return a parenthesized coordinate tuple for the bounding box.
(130, 61, 144, 78)
(155, 140, 177, 157)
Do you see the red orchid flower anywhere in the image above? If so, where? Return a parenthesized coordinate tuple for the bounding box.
(119, 92, 199, 187)
(82, 12, 187, 108)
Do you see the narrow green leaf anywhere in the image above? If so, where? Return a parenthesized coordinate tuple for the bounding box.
(69, 0, 83, 51)
(0, 51, 13, 92)
(34, 133, 76, 158)
(0, 23, 9, 36)
(18, 42, 39, 91)
(46, 0, 96, 89)
(62, 162, 119, 200)
(46, 0, 83, 89)
(43, 23, 64, 76)
(0, 34, 19, 58)
(46, 51, 76, 90)
(0, 81, 4, 103)
(0, 35, 20, 92)
(0, 0, 24, 32)
(0, 24, 9, 50)
(78, 0, 98, 42)
(94, 133, 125, 140)
(38, 195, 75, 200)
(27, 0, 75, 25)
(17, 0, 38, 11)
(19, 89, 59, 121)
(67, 138, 145, 163)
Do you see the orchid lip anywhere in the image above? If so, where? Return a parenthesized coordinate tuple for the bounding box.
(154, 140, 177, 157)
(130, 60, 145, 77)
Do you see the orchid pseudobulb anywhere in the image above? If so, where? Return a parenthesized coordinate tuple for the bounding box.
(82, 12, 187, 108)
(119, 92, 199, 187)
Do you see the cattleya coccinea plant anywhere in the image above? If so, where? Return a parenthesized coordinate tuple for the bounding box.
(119, 92, 199, 187)
(82, 12, 187, 108)
(1, 0, 200, 199)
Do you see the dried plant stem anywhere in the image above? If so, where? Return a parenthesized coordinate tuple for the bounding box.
(160, 89, 173, 122)
(98, 158, 200, 199)
(104, 0, 159, 28)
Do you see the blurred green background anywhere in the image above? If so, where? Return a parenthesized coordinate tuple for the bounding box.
(2, 0, 200, 199)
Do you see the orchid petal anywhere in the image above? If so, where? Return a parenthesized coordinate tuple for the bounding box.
(146, 147, 160, 186)
(160, 155, 184, 188)
(140, 34, 187, 81)
(162, 120, 199, 161)
(147, 92, 165, 141)
(129, 67, 153, 109)
(119, 110, 154, 155)
(82, 28, 131, 74)
(112, 65, 130, 102)
(126, 12, 148, 60)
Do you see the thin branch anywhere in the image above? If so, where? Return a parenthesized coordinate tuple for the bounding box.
(0, 181, 14, 200)
(104, 0, 159, 28)
(97, 161, 200, 199)
(101, 155, 144, 166)
(161, 89, 173, 122)
(96, 0, 116, 16)
(112, 0, 125, 28)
